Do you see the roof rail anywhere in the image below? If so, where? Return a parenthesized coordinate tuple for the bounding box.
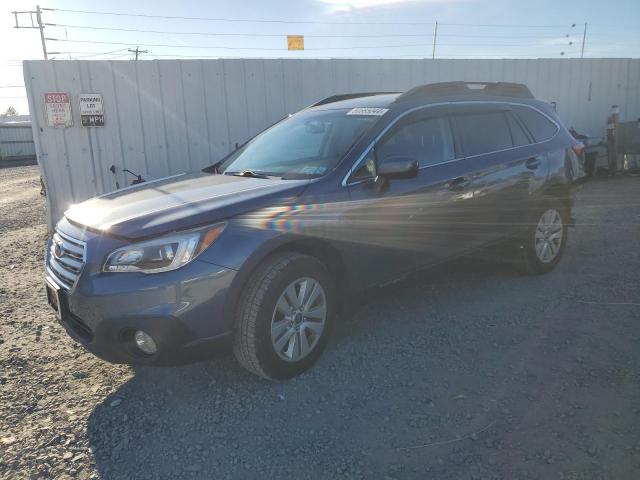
(310, 92, 397, 108)
(396, 81, 534, 101)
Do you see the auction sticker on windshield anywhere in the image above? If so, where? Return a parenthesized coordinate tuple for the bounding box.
(346, 107, 388, 116)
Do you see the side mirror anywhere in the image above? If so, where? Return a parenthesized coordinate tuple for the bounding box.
(377, 155, 419, 180)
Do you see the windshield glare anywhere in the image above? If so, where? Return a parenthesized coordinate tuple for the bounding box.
(220, 109, 378, 179)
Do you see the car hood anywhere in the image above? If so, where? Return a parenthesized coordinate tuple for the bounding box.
(64, 172, 309, 240)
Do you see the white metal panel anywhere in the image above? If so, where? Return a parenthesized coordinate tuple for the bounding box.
(181, 60, 211, 171)
(0, 126, 36, 158)
(244, 59, 269, 139)
(56, 61, 98, 203)
(135, 61, 170, 179)
(23, 58, 640, 228)
(202, 60, 232, 163)
(158, 60, 191, 174)
(25, 61, 76, 219)
(282, 59, 305, 114)
(113, 61, 147, 179)
(223, 59, 251, 149)
(84, 61, 126, 192)
(628, 60, 640, 121)
(263, 59, 287, 126)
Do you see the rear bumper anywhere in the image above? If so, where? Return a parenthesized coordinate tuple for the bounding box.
(47, 256, 238, 366)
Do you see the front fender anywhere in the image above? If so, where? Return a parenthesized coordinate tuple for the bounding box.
(198, 222, 314, 332)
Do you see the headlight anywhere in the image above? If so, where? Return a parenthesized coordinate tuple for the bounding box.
(103, 223, 226, 273)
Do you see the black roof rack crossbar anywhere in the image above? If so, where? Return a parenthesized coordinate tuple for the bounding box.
(396, 81, 534, 101)
(310, 92, 398, 108)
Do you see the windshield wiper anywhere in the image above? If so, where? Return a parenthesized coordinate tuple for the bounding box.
(224, 170, 274, 179)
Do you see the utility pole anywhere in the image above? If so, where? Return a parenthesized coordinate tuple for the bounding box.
(127, 47, 148, 60)
(36, 6, 47, 60)
(431, 21, 438, 59)
(580, 23, 588, 59)
(12, 5, 48, 59)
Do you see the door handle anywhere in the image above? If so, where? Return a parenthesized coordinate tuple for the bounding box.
(526, 157, 541, 170)
(448, 176, 470, 191)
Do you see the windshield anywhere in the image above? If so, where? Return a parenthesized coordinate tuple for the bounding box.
(219, 109, 378, 179)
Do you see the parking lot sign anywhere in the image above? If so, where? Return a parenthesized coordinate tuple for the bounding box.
(79, 94, 104, 127)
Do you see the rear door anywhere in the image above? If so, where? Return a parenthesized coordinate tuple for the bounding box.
(450, 104, 549, 242)
(449, 106, 517, 245)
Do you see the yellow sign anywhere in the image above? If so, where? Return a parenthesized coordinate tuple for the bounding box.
(287, 35, 304, 51)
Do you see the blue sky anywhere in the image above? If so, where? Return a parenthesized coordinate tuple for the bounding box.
(2, 0, 639, 114)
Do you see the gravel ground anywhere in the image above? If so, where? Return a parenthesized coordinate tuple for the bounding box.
(1, 165, 639, 480)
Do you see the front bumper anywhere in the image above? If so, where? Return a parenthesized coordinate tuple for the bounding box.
(47, 255, 237, 366)
(57, 306, 233, 365)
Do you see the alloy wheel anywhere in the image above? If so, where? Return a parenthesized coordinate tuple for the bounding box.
(270, 277, 327, 362)
(534, 208, 563, 263)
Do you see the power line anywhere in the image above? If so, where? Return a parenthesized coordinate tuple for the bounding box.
(52, 53, 133, 61)
(44, 23, 580, 40)
(45, 7, 436, 25)
(44, 38, 298, 51)
(47, 48, 131, 59)
(45, 7, 575, 28)
(19, 6, 613, 61)
(10, 5, 634, 64)
(46, 37, 576, 51)
(439, 22, 570, 28)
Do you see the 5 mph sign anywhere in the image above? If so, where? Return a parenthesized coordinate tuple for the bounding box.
(79, 93, 104, 127)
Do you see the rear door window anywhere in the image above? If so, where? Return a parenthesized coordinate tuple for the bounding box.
(512, 105, 558, 142)
(455, 111, 513, 157)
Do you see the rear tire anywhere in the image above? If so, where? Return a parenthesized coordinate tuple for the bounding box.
(233, 252, 335, 380)
(518, 205, 568, 274)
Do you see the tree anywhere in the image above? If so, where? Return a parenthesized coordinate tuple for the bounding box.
(2, 106, 18, 117)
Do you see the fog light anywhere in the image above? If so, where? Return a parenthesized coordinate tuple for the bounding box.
(134, 330, 157, 355)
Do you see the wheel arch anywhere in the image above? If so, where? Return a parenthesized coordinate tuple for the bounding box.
(539, 180, 576, 227)
(220, 235, 349, 332)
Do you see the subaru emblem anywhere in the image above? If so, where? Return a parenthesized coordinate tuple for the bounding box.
(53, 240, 63, 258)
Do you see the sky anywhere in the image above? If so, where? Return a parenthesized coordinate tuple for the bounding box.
(1, 0, 639, 114)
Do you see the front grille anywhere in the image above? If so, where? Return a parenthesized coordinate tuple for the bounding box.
(47, 230, 86, 290)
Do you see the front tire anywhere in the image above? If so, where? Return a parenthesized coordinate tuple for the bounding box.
(518, 205, 568, 274)
(233, 252, 335, 380)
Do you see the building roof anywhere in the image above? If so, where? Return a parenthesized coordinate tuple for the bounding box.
(0, 115, 31, 127)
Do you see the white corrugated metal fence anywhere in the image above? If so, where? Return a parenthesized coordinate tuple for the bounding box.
(23, 58, 640, 227)
(0, 117, 36, 163)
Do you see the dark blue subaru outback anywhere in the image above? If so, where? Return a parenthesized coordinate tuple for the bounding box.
(45, 82, 585, 379)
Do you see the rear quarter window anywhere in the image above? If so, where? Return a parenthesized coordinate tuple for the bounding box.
(505, 112, 531, 147)
(512, 105, 558, 143)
